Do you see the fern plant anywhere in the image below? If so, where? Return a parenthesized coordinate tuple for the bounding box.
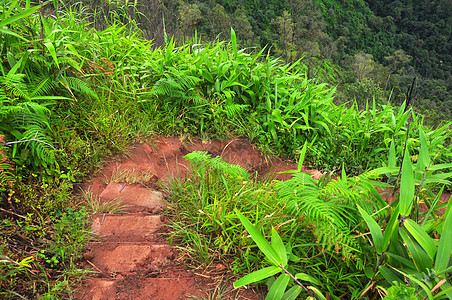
(275, 167, 388, 259)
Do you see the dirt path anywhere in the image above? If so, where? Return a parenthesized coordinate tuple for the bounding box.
(73, 137, 324, 299)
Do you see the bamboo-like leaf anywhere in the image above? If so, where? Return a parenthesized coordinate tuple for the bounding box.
(388, 140, 396, 167)
(271, 228, 287, 267)
(400, 228, 433, 271)
(435, 206, 452, 273)
(400, 148, 415, 216)
(383, 205, 399, 252)
(379, 266, 403, 285)
(357, 204, 383, 254)
(295, 273, 320, 285)
(236, 210, 281, 265)
(281, 285, 302, 300)
(0, 4, 40, 28)
(44, 42, 59, 69)
(415, 126, 430, 176)
(404, 219, 436, 261)
(234, 266, 281, 288)
(307, 286, 326, 300)
(230, 28, 237, 57)
(266, 274, 290, 300)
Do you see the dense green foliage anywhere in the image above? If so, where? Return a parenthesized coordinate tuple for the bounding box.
(0, 1, 451, 299)
(74, 0, 452, 120)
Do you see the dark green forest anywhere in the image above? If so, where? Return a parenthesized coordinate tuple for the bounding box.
(1, 0, 451, 299)
(77, 0, 451, 120)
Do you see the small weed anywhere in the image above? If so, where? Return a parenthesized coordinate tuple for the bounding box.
(105, 166, 154, 184)
(81, 188, 126, 214)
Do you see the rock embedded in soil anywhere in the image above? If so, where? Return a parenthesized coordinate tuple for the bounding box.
(91, 214, 162, 242)
(99, 183, 166, 212)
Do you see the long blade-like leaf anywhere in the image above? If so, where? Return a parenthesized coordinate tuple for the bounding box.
(234, 266, 281, 288)
(404, 219, 436, 260)
(435, 206, 452, 273)
(357, 204, 383, 254)
(400, 148, 415, 216)
(266, 274, 290, 300)
(236, 210, 281, 265)
(271, 228, 287, 267)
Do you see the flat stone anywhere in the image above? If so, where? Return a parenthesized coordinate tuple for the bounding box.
(91, 214, 162, 242)
(74, 278, 117, 300)
(119, 278, 206, 300)
(90, 242, 170, 273)
(99, 183, 166, 212)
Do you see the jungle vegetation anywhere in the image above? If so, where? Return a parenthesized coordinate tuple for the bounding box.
(0, 0, 451, 299)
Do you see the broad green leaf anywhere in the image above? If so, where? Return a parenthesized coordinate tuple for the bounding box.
(383, 205, 399, 251)
(357, 204, 383, 254)
(307, 286, 326, 300)
(297, 141, 308, 172)
(271, 228, 287, 266)
(0, 27, 28, 41)
(415, 127, 430, 176)
(385, 252, 416, 269)
(404, 219, 436, 260)
(236, 210, 281, 265)
(266, 274, 290, 300)
(281, 285, 302, 300)
(400, 148, 415, 216)
(230, 28, 237, 57)
(435, 206, 452, 273)
(400, 228, 433, 271)
(388, 140, 396, 167)
(44, 42, 59, 69)
(421, 186, 444, 228)
(0, 4, 41, 28)
(379, 266, 403, 285)
(234, 266, 281, 288)
(295, 273, 320, 285)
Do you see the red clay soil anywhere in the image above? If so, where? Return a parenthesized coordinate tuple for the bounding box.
(73, 136, 450, 300)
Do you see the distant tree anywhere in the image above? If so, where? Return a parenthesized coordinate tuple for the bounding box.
(207, 4, 231, 38)
(352, 52, 375, 81)
(179, 2, 202, 41)
(271, 11, 296, 63)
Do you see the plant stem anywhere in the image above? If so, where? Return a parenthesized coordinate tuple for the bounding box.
(279, 264, 314, 298)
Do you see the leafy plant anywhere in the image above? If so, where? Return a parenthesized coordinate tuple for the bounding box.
(357, 127, 452, 299)
(234, 210, 325, 300)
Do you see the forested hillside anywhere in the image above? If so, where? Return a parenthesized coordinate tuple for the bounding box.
(77, 0, 451, 121)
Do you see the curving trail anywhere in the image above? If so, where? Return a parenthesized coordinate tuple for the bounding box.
(74, 137, 324, 299)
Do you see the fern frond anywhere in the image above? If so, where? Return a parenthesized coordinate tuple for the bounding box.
(222, 103, 249, 118)
(276, 170, 379, 258)
(60, 76, 97, 98)
(29, 76, 56, 97)
(21, 125, 55, 165)
(185, 151, 249, 180)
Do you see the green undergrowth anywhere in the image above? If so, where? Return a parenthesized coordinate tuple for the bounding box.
(0, 1, 451, 298)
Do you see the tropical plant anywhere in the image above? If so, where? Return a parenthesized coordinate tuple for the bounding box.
(234, 210, 325, 300)
(357, 127, 452, 299)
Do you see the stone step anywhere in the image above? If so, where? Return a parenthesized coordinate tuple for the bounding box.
(76, 277, 206, 300)
(91, 214, 163, 242)
(99, 183, 166, 213)
(88, 242, 171, 274)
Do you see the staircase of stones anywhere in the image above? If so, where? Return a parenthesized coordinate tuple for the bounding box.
(75, 182, 207, 299)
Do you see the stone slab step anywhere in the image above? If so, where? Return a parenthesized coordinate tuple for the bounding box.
(99, 183, 166, 213)
(75, 277, 206, 300)
(91, 214, 163, 242)
(89, 242, 171, 273)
